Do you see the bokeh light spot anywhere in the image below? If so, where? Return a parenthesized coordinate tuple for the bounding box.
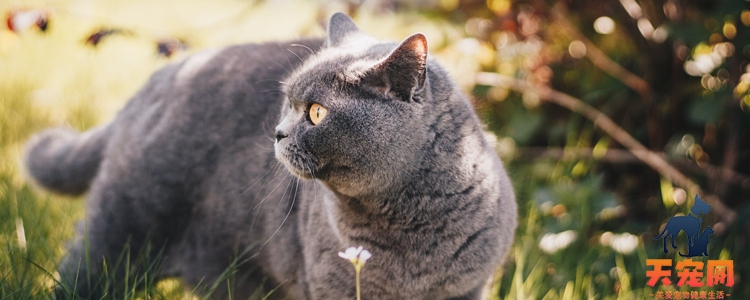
(637, 18, 654, 39)
(594, 16, 615, 34)
(486, 0, 511, 15)
(723, 21, 736, 39)
(568, 40, 586, 58)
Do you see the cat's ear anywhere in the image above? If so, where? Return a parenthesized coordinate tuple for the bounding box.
(365, 33, 428, 102)
(327, 13, 361, 47)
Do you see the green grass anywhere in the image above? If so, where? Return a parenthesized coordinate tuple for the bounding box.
(0, 0, 743, 299)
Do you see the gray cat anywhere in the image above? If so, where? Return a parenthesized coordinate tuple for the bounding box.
(24, 13, 517, 300)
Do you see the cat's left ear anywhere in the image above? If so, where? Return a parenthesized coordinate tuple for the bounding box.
(365, 33, 428, 102)
(327, 12, 361, 47)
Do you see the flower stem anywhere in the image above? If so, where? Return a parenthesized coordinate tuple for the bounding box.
(355, 264, 362, 300)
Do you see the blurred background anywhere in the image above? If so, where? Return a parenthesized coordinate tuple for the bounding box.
(0, 0, 748, 299)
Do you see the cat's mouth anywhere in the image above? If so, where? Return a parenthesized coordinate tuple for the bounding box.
(275, 143, 319, 180)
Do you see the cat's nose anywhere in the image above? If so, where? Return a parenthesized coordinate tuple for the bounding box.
(275, 131, 288, 142)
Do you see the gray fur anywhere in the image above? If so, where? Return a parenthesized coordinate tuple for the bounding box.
(24, 14, 516, 300)
(24, 125, 113, 195)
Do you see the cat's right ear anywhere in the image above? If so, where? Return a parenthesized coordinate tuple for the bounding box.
(361, 33, 428, 102)
(327, 13, 361, 47)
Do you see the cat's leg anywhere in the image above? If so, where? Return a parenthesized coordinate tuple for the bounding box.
(55, 168, 188, 298)
(670, 234, 678, 249)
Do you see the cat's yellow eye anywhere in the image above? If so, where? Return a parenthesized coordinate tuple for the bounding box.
(309, 103, 328, 125)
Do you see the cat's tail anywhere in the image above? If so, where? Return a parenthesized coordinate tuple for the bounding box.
(23, 124, 113, 196)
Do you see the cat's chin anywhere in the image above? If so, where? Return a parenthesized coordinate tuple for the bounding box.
(286, 166, 315, 180)
(277, 156, 317, 179)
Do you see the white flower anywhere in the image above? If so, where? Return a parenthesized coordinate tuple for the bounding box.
(359, 250, 371, 263)
(338, 246, 372, 265)
(338, 246, 372, 300)
(601, 232, 640, 254)
(609, 233, 639, 254)
(338, 246, 363, 261)
(339, 246, 362, 259)
(538, 230, 577, 254)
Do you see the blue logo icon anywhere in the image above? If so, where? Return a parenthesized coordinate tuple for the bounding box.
(654, 195, 713, 257)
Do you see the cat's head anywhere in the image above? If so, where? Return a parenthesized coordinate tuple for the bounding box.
(274, 13, 453, 197)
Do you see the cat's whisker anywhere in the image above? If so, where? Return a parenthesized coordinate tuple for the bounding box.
(243, 164, 287, 231)
(273, 174, 296, 214)
(249, 169, 289, 232)
(276, 43, 294, 74)
(259, 105, 282, 144)
(254, 78, 287, 85)
(286, 49, 304, 64)
(247, 140, 275, 153)
(290, 43, 315, 56)
(260, 175, 299, 250)
(245, 131, 276, 151)
(240, 163, 279, 196)
(269, 58, 291, 75)
(251, 166, 291, 210)
(259, 89, 285, 95)
(240, 157, 285, 195)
